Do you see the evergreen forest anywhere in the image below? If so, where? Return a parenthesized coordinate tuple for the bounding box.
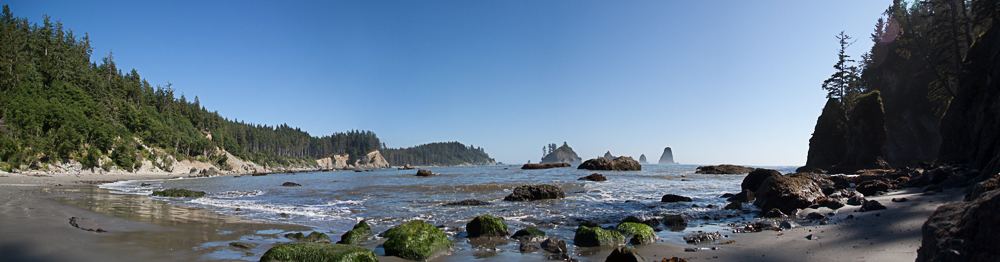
(0, 6, 492, 172)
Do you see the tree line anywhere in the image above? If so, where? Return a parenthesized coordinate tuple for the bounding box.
(0, 6, 391, 171)
(381, 142, 494, 167)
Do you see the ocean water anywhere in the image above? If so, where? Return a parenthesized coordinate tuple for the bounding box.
(101, 164, 795, 256)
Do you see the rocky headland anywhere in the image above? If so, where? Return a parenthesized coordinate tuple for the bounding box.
(539, 143, 582, 163)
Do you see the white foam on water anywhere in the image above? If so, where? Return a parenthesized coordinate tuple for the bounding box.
(190, 197, 358, 219)
(99, 179, 162, 195)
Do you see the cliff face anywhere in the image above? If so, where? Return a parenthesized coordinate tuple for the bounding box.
(939, 24, 1000, 175)
(316, 150, 390, 169)
(803, 98, 847, 170)
(658, 147, 677, 165)
(842, 91, 890, 170)
(540, 144, 582, 163)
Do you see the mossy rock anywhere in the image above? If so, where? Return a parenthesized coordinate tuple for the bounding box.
(285, 232, 332, 243)
(573, 226, 625, 247)
(383, 220, 454, 261)
(466, 215, 509, 238)
(151, 188, 206, 197)
(259, 243, 377, 262)
(338, 220, 375, 245)
(511, 227, 547, 242)
(615, 222, 657, 245)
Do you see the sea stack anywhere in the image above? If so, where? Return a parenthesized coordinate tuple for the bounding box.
(658, 147, 677, 165)
(639, 154, 648, 164)
(603, 151, 614, 159)
(540, 142, 583, 163)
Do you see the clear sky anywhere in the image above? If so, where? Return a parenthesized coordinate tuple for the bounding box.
(8, 0, 892, 166)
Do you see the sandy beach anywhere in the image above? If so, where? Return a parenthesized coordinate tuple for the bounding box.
(0, 171, 961, 262)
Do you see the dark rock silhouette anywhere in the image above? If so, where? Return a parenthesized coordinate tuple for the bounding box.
(603, 151, 614, 159)
(753, 173, 829, 215)
(658, 147, 678, 165)
(696, 164, 756, 174)
(578, 173, 608, 181)
(503, 185, 565, 201)
(638, 154, 647, 164)
(578, 157, 641, 171)
(540, 142, 583, 163)
(801, 98, 848, 172)
(522, 163, 571, 169)
(842, 91, 891, 170)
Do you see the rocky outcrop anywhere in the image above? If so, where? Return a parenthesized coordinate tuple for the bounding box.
(284, 232, 332, 243)
(842, 91, 891, 170)
(605, 246, 647, 262)
(578, 157, 641, 171)
(638, 154, 647, 164)
(616, 222, 657, 245)
(658, 147, 677, 165)
(540, 143, 583, 163)
(466, 215, 509, 238)
(337, 220, 375, 245)
(753, 173, 829, 215)
(522, 163, 571, 169)
(660, 194, 693, 203)
(802, 98, 848, 172)
(316, 150, 389, 170)
(511, 227, 547, 243)
(579, 173, 608, 181)
(503, 185, 565, 201)
(603, 151, 615, 159)
(938, 23, 1000, 176)
(415, 169, 438, 176)
(446, 199, 488, 206)
(696, 164, 756, 174)
(917, 174, 1000, 261)
(574, 226, 625, 247)
(281, 182, 302, 187)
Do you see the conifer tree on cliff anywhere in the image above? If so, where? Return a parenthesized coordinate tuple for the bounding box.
(822, 31, 863, 109)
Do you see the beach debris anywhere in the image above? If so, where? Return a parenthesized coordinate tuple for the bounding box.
(511, 227, 547, 243)
(683, 231, 722, 244)
(660, 194, 693, 203)
(661, 257, 689, 262)
(541, 237, 568, 253)
(446, 199, 488, 206)
(229, 242, 259, 249)
(805, 234, 818, 240)
(281, 182, 301, 186)
(859, 200, 887, 212)
(151, 188, 206, 197)
(68, 217, 107, 233)
(616, 222, 657, 245)
(383, 220, 455, 261)
(503, 184, 565, 201)
(337, 220, 375, 245)
(604, 246, 648, 262)
(466, 215, 509, 238)
(574, 226, 626, 247)
(579, 173, 608, 181)
(259, 243, 377, 262)
(284, 232, 331, 243)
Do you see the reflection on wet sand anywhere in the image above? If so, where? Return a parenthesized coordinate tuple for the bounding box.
(54, 186, 310, 261)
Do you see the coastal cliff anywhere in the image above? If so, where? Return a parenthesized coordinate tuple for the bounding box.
(540, 143, 582, 163)
(316, 150, 390, 170)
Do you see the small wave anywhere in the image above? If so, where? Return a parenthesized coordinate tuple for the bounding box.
(99, 180, 161, 195)
(190, 197, 358, 219)
(212, 190, 266, 198)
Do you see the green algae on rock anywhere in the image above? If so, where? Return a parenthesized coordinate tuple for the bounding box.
(466, 215, 509, 238)
(511, 227, 547, 242)
(383, 220, 455, 261)
(615, 222, 657, 245)
(151, 189, 206, 197)
(285, 231, 332, 243)
(259, 242, 377, 262)
(338, 220, 375, 245)
(574, 226, 625, 247)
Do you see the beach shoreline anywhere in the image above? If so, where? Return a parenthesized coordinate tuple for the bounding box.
(0, 172, 959, 262)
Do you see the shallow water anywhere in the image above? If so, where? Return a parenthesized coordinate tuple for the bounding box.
(101, 164, 796, 260)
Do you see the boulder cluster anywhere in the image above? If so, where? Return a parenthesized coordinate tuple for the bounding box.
(578, 156, 641, 171)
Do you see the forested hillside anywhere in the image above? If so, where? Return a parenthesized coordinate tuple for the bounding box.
(381, 142, 495, 167)
(0, 6, 411, 172)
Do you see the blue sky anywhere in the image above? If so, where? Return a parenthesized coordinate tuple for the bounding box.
(8, 0, 892, 166)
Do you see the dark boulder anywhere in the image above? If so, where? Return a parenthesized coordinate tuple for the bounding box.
(338, 220, 375, 245)
(541, 237, 568, 254)
(511, 227, 547, 243)
(726, 190, 754, 203)
(859, 200, 886, 212)
(661, 214, 686, 227)
(415, 169, 436, 176)
(579, 173, 608, 181)
(856, 180, 890, 196)
(522, 163, 571, 169)
(763, 208, 787, 218)
(753, 173, 827, 215)
(917, 188, 1000, 261)
(813, 197, 845, 209)
(466, 215, 509, 238)
(604, 246, 647, 262)
(742, 169, 781, 192)
(660, 194, 693, 203)
(503, 184, 565, 201)
(281, 182, 302, 187)
(696, 164, 756, 174)
(847, 194, 867, 206)
(578, 157, 642, 171)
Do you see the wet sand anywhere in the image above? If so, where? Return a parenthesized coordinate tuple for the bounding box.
(0, 172, 960, 262)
